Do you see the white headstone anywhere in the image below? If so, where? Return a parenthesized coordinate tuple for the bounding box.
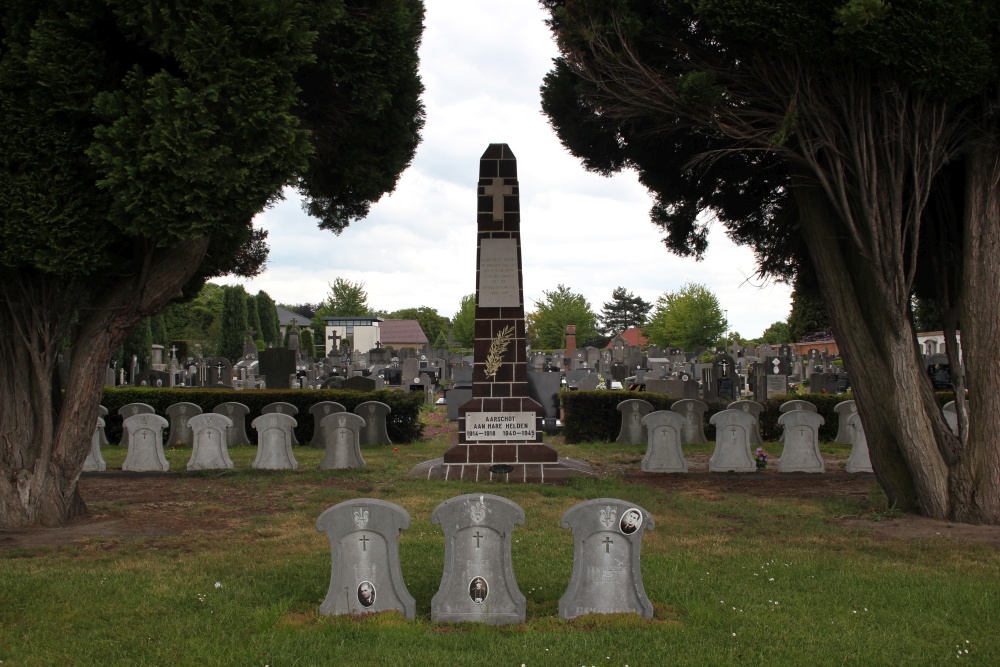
(186, 413, 234, 470)
(251, 413, 298, 470)
(121, 414, 170, 472)
(708, 410, 757, 472)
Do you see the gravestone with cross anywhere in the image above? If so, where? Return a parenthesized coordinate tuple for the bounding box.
(117, 403, 156, 448)
(776, 410, 825, 473)
(708, 410, 757, 472)
(263, 402, 300, 445)
(308, 401, 346, 447)
(186, 413, 234, 471)
(213, 402, 252, 446)
(844, 412, 874, 473)
(354, 401, 393, 446)
(251, 412, 298, 470)
(316, 499, 416, 618)
(165, 402, 203, 448)
(640, 411, 689, 472)
(616, 399, 654, 445)
(319, 412, 366, 469)
(83, 416, 107, 472)
(122, 413, 170, 472)
(431, 493, 526, 624)
(711, 353, 739, 402)
(833, 400, 857, 443)
(671, 399, 708, 445)
(558, 498, 655, 619)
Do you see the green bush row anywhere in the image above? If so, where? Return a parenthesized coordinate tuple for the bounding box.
(100, 388, 424, 446)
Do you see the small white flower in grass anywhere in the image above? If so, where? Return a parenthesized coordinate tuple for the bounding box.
(768, 578, 774, 582)
(215, 581, 222, 589)
(732, 633, 737, 637)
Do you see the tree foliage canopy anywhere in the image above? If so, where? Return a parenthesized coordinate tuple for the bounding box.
(528, 284, 599, 349)
(599, 286, 652, 336)
(451, 294, 476, 348)
(644, 282, 725, 350)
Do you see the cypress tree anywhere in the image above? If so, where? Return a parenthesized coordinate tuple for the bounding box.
(217, 286, 248, 361)
(256, 291, 280, 346)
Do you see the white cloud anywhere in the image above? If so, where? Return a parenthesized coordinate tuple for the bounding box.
(215, 0, 791, 339)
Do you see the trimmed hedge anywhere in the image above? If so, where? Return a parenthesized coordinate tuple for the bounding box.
(100, 388, 424, 446)
(560, 390, 869, 444)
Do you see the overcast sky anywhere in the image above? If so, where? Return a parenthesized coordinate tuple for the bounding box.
(217, 0, 792, 340)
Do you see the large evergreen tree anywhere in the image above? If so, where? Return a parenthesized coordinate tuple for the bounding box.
(245, 293, 262, 343)
(0, 0, 425, 528)
(599, 286, 652, 336)
(256, 291, 280, 347)
(217, 285, 249, 362)
(541, 0, 1000, 522)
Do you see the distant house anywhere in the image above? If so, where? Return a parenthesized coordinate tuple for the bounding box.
(605, 327, 649, 349)
(322, 316, 382, 356)
(379, 319, 428, 351)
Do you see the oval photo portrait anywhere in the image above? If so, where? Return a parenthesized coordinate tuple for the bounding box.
(358, 581, 376, 608)
(469, 576, 489, 604)
(619, 508, 642, 535)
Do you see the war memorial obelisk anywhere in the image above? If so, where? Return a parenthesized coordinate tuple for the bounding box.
(409, 144, 595, 483)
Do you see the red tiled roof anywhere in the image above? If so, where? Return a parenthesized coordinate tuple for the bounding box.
(606, 327, 649, 349)
(379, 319, 428, 345)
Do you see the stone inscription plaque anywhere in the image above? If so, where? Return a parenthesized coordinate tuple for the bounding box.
(465, 412, 536, 441)
(478, 238, 520, 307)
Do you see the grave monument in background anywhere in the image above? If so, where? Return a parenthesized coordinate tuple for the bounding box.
(409, 144, 594, 482)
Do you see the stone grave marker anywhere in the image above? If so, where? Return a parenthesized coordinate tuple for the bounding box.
(213, 402, 252, 447)
(727, 400, 764, 448)
(401, 358, 420, 384)
(430, 493, 526, 624)
(341, 375, 378, 392)
(708, 410, 757, 472)
(558, 498, 654, 619)
(576, 373, 600, 391)
(251, 413, 298, 470)
(355, 401, 392, 446)
(258, 348, 296, 389)
(943, 401, 959, 436)
(639, 411, 688, 473)
(309, 402, 346, 447)
(315, 499, 416, 618)
(83, 416, 107, 472)
(186, 413, 234, 470)
(525, 371, 562, 421)
(777, 410, 825, 473)
(844, 413, 873, 473)
(97, 405, 109, 447)
(320, 413, 366, 469)
(122, 413, 170, 472)
(263, 402, 300, 445)
(446, 386, 473, 421)
(833, 400, 856, 443)
(207, 356, 233, 387)
(779, 399, 817, 413)
(116, 403, 156, 447)
(165, 402, 202, 448)
(616, 399, 654, 445)
(671, 399, 708, 445)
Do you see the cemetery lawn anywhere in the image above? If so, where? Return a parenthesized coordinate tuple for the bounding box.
(2, 410, 998, 666)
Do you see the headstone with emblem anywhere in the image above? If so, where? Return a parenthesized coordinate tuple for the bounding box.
(727, 400, 765, 448)
(165, 402, 203, 448)
(777, 410, 825, 473)
(844, 412, 874, 473)
(354, 401, 393, 446)
(616, 399, 654, 445)
(186, 413, 234, 470)
(263, 402, 300, 445)
(639, 411, 688, 473)
(213, 402, 252, 446)
(320, 412, 366, 469)
(833, 400, 856, 443)
(316, 499, 415, 618)
(308, 401, 346, 447)
(671, 398, 708, 445)
(116, 403, 156, 448)
(558, 498, 654, 619)
(122, 413, 170, 472)
(431, 493, 526, 624)
(251, 412, 298, 469)
(708, 410, 757, 472)
(97, 405, 109, 446)
(409, 145, 593, 482)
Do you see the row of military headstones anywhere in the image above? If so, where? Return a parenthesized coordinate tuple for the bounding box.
(83, 400, 395, 473)
(316, 494, 654, 623)
(613, 398, 873, 474)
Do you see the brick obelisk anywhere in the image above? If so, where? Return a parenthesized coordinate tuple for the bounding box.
(409, 144, 594, 483)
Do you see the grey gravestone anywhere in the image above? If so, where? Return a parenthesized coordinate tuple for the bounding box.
(452, 364, 474, 386)
(833, 400, 857, 443)
(779, 399, 817, 413)
(165, 402, 203, 448)
(640, 411, 688, 473)
(576, 373, 600, 391)
(355, 401, 392, 446)
(525, 371, 562, 420)
(708, 410, 757, 472)
(643, 378, 671, 396)
(727, 400, 764, 448)
(401, 358, 420, 384)
(671, 399, 708, 445)
(117, 403, 156, 447)
(208, 356, 233, 387)
(844, 413, 873, 473)
(251, 413, 298, 470)
(713, 353, 739, 401)
(122, 414, 170, 472)
(431, 494, 526, 624)
(97, 405, 109, 447)
(558, 498, 654, 619)
(213, 402, 252, 447)
(258, 348, 296, 389)
(309, 402, 346, 447)
(186, 413, 234, 470)
(943, 405, 959, 436)
(777, 411, 825, 473)
(263, 402, 300, 445)
(83, 417, 107, 472)
(616, 399, 654, 445)
(316, 499, 416, 618)
(341, 375, 378, 392)
(320, 412, 366, 469)
(446, 387, 473, 421)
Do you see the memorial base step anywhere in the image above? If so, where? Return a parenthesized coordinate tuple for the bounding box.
(406, 457, 597, 483)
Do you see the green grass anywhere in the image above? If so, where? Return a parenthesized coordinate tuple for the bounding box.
(1, 418, 996, 666)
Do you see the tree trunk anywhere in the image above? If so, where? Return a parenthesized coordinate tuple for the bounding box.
(950, 129, 1000, 524)
(792, 169, 953, 516)
(0, 238, 209, 528)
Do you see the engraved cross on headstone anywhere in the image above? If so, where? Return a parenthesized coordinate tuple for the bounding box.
(602, 536, 613, 553)
(359, 534, 369, 552)
(473, 531, 484, 548)
(482, 178, 513, 221)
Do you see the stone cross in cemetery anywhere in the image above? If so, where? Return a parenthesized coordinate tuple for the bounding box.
(409, 144, 593, 483)
(430, 493, 526, 624)
(558, 499, 655, 619)
(316, 499, 416, 618)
